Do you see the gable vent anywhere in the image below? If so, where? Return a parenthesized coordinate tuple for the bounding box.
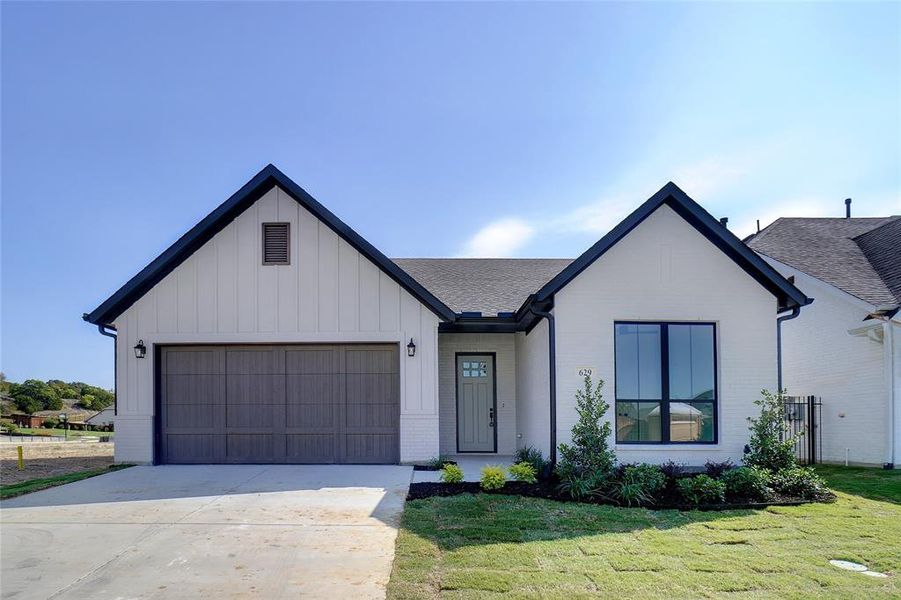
(262, 222, 290, 265)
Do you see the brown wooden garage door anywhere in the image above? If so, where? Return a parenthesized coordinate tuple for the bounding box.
(157, 344, 399, 464)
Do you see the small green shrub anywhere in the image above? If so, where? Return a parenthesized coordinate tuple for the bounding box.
(704, 459, 734, 478)
(508, 461, 537, 483)
(513, 446, 548, 475)
(427, 454, 455, 469)
(745, 389, 799, 472)
(721, 466, 772, 501)
(556, 375, 616, 499)
(480, 465, 507, 491)
(42, 418, 59, 429)
(677, 474, 726, 505)
(612, 463, 666, 506)
(440, 463, 464, 484)
(770, 466, 829, 500)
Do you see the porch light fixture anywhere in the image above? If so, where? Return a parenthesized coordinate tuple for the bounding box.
(406, 338, 416, 357)
(134, 340, 147, 359)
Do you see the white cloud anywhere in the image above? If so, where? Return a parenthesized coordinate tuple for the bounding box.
(458, 218, 535, 257)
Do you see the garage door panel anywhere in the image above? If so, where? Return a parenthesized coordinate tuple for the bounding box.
(344, 434, 396, 464)
(285, 434, 336, 463)
(165, 434, 217, 463)
(159, 345, 398, 464)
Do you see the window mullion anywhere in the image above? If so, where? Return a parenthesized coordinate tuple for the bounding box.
(660, 324, 670, 444)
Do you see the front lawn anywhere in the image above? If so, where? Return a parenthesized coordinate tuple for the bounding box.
(388, 466, 900, 598)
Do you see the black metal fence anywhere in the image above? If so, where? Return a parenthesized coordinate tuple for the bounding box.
(783, 395, 822, 465)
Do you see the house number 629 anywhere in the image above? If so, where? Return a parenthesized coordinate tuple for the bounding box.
(577, 367, 594, 378)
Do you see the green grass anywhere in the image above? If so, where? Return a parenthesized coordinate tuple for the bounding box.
(6, 427, 113, 438)
(0, 464, 132, 500)
(388, 466, 901, 599)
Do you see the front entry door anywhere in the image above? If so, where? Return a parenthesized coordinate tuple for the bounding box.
(456, 355, 496, 452)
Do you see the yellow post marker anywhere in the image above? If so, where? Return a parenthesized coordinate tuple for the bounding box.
(17, 445, 24, 471)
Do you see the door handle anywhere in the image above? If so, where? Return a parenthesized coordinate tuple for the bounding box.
(489, 407, 495, 428)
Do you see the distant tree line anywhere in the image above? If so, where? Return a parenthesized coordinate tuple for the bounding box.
(0, 373, 113, 414)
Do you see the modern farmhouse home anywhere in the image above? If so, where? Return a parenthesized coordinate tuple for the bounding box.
(84, 165, 810, 466)
(748, 209, 901, 468)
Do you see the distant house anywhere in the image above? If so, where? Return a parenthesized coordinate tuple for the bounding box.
(747, 208, 900, 467)
(10, 414, 46, 428)
(34, 406, 97, 424)
(86, 406, 115, 427)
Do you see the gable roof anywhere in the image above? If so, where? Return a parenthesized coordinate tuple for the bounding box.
(393, 258, 572, 316)
(534, 182, 811, 312)
(83, 164, 457, 326)
(747, 216, 901, 307)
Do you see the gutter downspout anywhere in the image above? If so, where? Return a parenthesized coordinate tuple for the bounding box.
(881, 318, 896, 469)
(529, 304, 557, 466)
(776, 306, 801, 391)
(97, 324, 118, 416)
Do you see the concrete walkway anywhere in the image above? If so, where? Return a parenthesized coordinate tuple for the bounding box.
(1, 464, 412, 599)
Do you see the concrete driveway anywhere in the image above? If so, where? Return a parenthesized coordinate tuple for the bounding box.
(1, 464, 412, 599)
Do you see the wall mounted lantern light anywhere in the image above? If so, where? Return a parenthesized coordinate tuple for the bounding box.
(406, 338, 416, 357)
(134, 340, 147, 359)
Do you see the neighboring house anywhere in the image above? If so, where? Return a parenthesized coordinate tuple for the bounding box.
(84, 165, 808, 466)
(10, 414, 46, 428)
(85, 406, 115, 427)
(34, 406, 96, 423)
(747, 211, 901, 467)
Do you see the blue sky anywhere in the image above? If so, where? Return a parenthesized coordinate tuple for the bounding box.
(2, 2, 899, 388)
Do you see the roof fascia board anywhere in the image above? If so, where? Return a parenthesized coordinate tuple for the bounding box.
(85, 165, 456, 325)
(533, 182, 810, 312)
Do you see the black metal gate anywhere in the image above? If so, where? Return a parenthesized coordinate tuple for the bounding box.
(783, 395, 822, 465)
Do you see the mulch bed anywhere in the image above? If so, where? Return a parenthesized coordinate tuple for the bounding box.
(407, 481, 834, 511)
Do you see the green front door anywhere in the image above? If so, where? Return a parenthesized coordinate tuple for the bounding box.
(456, 355, 496, 452)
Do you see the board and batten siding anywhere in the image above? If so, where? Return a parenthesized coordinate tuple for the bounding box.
(112, 185, 439, 464)
(553, 204, 778, 466)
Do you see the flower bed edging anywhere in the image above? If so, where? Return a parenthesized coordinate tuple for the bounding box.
(406, 481, 835, 511)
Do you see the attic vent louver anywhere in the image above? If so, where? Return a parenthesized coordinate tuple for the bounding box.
(262, 222, 290, 265)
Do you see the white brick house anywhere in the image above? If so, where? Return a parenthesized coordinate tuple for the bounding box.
(85, 165, 810, 466)
(748, 214, 901, 467)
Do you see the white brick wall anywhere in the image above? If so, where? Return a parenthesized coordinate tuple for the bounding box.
(554, 204, 778, 466)
(438, 333, 517, 455)
(764, 257, 890, 466)
(515, 321, 551, 457)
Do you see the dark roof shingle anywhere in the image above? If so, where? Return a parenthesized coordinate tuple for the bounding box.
(392, 258, 572, 316)
(747, 216, 901, 307)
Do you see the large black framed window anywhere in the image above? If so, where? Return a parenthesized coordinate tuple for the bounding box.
(614, 322, 717, 444)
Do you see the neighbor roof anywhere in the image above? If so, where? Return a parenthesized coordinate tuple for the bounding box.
(747, 216, 901, 307)
(84, 164, 457, 325)
(393, 258, 572, 316)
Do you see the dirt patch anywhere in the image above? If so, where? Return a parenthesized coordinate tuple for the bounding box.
(0, 442, 114, 484)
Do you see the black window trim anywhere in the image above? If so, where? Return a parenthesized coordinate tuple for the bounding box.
(613, 320, 719, 445)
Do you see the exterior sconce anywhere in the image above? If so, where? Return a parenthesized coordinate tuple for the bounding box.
(134, 340, 147, 359)
(406, 338, 416, 357)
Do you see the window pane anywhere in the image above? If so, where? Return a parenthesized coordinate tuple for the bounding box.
(615, 324, 662, 400)
(669, 402, 714, 442)
(668, 324, 715, 400)
(615, 401, 662, 442)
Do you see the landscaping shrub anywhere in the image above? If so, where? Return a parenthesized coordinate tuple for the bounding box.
(508, 461, 537, 483)
(745, 389, 799, 473)
(440, 463, 464, 484)
(770, 466, 829, 500)
(513, 446, 548, 476)
(42, 418, 59, 429)
(427, 455, 455, 469)
(721, 466, 772, 501)
(480, 465, 506, 491)
(556, 375, 616, 499)
(704, 459, 734, 478)
(612, 463, 666, 507)
(677, 474, 726, 504)
(659, 460, 686, 480)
